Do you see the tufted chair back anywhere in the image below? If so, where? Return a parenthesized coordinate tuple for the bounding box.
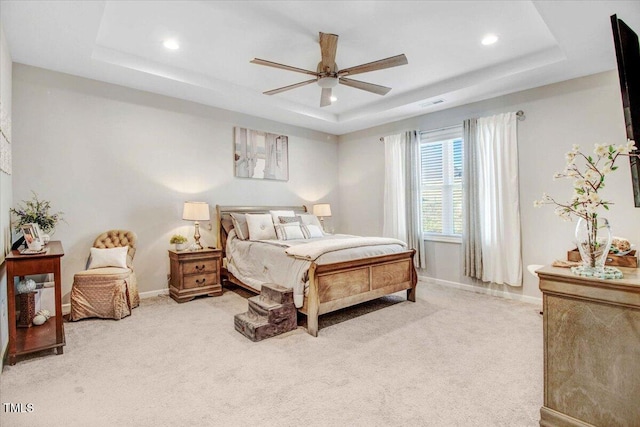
(93, 230, 137, 269)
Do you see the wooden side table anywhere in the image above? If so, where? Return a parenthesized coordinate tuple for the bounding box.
(169, 248, 222, 303)
(6, 241, 65, 365)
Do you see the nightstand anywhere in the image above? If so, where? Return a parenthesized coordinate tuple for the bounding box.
(169, 248, 222, 303)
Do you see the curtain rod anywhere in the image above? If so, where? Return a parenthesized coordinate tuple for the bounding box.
(378, 110, 525, 142)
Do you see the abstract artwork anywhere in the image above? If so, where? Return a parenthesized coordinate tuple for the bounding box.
(234, 127, 288, 181)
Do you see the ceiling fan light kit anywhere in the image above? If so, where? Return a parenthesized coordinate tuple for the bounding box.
(317, 77, 338, 89)
(251, 32, 408, 107)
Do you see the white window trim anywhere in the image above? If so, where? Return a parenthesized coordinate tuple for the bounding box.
(423, 233, 462, 244)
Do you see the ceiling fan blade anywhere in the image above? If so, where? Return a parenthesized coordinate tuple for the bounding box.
(251, 58, 319, 77)
(320, 88, 332, 107)
(338, 54, 408, 77)
(339, 77, 391, 95)
(319, 32, 338, 71)
(263, 79, 317, 95)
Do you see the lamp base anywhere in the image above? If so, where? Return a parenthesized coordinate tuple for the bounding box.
(193, 221, 204, 250)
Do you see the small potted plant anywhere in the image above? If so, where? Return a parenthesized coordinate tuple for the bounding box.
(170, 234, 188, 251)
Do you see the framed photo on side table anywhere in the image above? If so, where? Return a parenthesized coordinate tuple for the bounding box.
(20, 223, 43, 251)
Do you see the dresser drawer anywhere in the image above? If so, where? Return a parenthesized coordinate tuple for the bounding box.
(183, 260, 218, 275)
(183, 273, 218, 290)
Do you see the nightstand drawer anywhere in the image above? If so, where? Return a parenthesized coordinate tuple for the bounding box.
(183, 273, 218, 289)
(183, 260, 217, 275)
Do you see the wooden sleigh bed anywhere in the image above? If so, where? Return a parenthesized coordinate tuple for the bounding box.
(216, 205, 418, 336)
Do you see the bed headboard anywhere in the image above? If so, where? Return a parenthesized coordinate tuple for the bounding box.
(216, 205, 308, 257)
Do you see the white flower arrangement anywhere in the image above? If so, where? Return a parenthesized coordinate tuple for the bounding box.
(535, 139, 638, 270)
(534, 139, 638, 222)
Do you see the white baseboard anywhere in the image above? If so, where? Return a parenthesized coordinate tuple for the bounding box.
(419, 275, 542, 306)
(139, 289, 170, 299)
(62, 288, 170, 314)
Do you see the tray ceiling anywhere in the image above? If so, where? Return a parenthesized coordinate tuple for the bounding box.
(2, 1, 639, 134)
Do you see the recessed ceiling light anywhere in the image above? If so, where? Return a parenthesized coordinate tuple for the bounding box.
(481, 34, 498, 46)
(330, 96, 337, 102)
(163, 39, 180, 50)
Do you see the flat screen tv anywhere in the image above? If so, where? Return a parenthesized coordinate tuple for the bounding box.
(611, 14, 640, 207)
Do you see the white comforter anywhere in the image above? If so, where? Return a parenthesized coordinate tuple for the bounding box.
(225, 231, 407, 307)
(284, 236, 406, 260)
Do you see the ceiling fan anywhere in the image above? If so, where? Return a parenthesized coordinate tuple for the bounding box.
(251, 32, 408, 107)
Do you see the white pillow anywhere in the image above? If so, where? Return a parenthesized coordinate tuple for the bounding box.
(88, 246, 128, 269)
(279, 216, 301, 224)
(269, 210, 295, 224)
(302, 224, 324, 238)
(246, 213, 277, 240)
(275, 223, 306, 240)
(230, 213, 249, 240)
(297, 213, 323, 228)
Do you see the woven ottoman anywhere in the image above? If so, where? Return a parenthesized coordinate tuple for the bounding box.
(69, 267, 136, 321)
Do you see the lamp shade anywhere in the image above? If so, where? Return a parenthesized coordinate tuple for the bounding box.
(313, 203, 332, 217)
(182, 202, 210, 221)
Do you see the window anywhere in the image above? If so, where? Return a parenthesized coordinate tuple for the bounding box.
(420, 126, 463, 242)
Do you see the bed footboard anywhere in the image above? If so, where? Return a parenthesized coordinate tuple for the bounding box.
(300, 250, 417, 337)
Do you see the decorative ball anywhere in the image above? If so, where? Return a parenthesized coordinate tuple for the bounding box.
(17, 278, 37, 294)
(32, 315, 46, 326)
(36, 309, 51, 320)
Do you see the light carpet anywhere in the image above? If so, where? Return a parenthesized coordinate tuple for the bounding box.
(0, 281, 543, 426)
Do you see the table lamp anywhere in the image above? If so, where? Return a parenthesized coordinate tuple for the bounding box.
(182, 201, 210, 250)
(312, 203, 332, 231)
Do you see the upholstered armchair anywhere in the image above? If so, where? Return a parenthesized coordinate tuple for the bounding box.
(69, 230, 140, 321)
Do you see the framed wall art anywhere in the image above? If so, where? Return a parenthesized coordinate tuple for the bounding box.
(234, 127, 288, 181)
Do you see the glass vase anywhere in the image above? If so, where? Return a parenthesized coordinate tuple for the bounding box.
(575, 216, 612, 273)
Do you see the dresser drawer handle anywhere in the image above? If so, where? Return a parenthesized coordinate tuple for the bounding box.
(196, 278, 206, 285)
(195, 265, 206, 272)
(606, 258, 613, 263)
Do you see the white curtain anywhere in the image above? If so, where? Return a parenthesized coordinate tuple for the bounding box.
(464, 113, 522, 286)
(383, 131, 426, 268)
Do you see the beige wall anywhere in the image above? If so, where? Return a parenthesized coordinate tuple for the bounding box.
(10, 62, 640, 307)
(338, 71, 640, 301)
(12, 64, 339, 302)
(0, 22, 13, 361)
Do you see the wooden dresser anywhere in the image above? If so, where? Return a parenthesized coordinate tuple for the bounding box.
(537, 266, 640, 427)
(168, 248, 222, 303)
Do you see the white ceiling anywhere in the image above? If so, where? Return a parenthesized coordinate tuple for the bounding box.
(1, 1, 639, 135)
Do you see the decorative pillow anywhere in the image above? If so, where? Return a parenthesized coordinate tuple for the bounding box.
(270, 210, 295, 224)
(87, 246, 128, 269)
(275, 223, 306, 240)
(221, 215, 234, 234)
(297, 213, 323, 228)
(302, 224, 324, 239)
(230, 213, 249, 240)
(246, 213, 277, 240)
(279, 216, 301, 224)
